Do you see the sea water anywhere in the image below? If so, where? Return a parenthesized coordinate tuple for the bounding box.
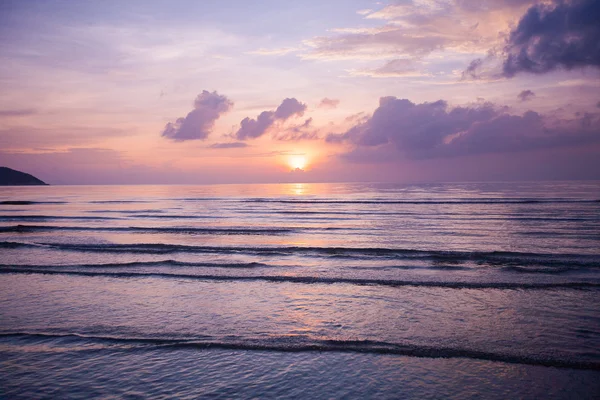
(1, 182, 599, 399)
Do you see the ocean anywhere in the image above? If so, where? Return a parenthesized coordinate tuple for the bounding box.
(1, 181, 599, 399)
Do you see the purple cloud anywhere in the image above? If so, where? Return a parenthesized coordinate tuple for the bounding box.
(274, 98, 307, 120)
(518, 90, 536, 102)
(235, 98, 306, 140)
(318, 98, 340, 109)
(330, 96, 600, 161)
(0, 108, 37, 117)
(502, 0, 600, 77)
(162, 90, 233, 141)
(466, 0, 600, 78)
(461, 58, 485, 80)
(236, 111, 276, 140)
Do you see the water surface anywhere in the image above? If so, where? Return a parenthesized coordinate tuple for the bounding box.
(1, 182, 599, 398)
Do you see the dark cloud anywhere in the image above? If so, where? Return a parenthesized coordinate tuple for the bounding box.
(209, 142, 248, 149)
(461, 58, 484, 80)
(518, 90, 536, 101)
(331, 96, 600, 161)
(162, 91, 233, 141)
(503, 0, 600, 77)
(318, 98, 340, 109)
(235, 98, 306, 140)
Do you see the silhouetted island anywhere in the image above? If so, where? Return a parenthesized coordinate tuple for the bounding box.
(0, 167, 47, 186)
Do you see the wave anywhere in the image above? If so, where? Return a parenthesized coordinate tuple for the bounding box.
(0, 260, 271, 269)
(1, 241, 599, 268)
(89, 200, 151, 204)
(127, 214, 223, 219)
(3, 259, 592, 275)
(0, 225, 297, 235)
(242, 198, 600, 205)
(501, 266, 575, 274)
(86, 209, 167, 214)
(0, 200, 67, 205)
(1, 332, 598, 370)
(0, 215, 122, 221)
(1, 268, 598, 290)
(245, 210, 600, 222)
(353, 265, 473, 271)
(0, 241, 42, 249)
(179, 197, 227, 201)
(5, 241, 597, 268)
(4, 198, 596, 206)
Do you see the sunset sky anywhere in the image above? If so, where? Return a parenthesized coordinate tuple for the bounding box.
(1, 0, 599, 184)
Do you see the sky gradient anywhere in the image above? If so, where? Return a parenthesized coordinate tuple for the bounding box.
(1, 0, 599, 184)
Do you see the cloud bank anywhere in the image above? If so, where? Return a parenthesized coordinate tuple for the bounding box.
(328, 96, 600, 161)
(162, 90, 233, 141)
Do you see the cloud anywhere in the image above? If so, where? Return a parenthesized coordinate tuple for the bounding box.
(348, 59, 428, 78)
(318, 98, 340, 109)
(466, 0, 600, 78)
(235, 98, 306, 140)
(274, 98, 307, 120)
(209, 142, 248, 149)
(502, 0, 600, 77)
(162, 90, 233, 141)
(518, 90, 535, 102)
(461, 58, 485, 80)
(0, 126, 129, 150)
(303, 25, 452, 61)
(247, 47, 299, 56)
(235, 111, 276, 140)
(275, 118, 320, 141)
(0, 108, 37, 117)
(329, 96, 600, 161)
(302, 1, 532, 62)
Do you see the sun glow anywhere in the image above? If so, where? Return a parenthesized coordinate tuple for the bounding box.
(288, 155, 307, 170)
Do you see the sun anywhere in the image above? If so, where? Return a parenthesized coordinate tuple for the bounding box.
(288, 155, 307, 170)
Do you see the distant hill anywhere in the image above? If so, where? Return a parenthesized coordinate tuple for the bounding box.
(0, 167, 48, 186)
